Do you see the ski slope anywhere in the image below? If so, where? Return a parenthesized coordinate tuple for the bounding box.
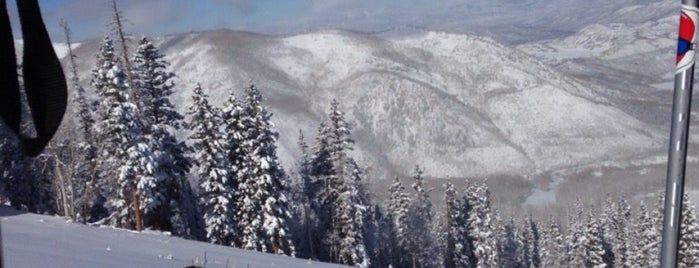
(0, 206, 344, 268)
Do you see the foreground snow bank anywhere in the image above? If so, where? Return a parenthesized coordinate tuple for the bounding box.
(0, 206, 343, 268)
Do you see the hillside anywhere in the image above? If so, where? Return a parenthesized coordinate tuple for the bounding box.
(57, 29, 665, 181)
(0, 206, 343, 268)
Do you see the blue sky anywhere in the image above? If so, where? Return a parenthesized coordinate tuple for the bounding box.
(7, 0, 641, 44)
(8, 0, 445, 41)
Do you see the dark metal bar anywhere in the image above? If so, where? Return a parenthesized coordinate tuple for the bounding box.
(661, 1, 699, 267)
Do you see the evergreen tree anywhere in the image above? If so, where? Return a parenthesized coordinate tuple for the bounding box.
(523, 216, 541, 268)
(131, 37, 180, 126)
(498, 219, 521, 268)
(368, 205, 398, 268)
(628, 201, 659, 267)
(387, 177, 411, 241)
(443, 182, 459, 268)
(443, 182, 473, 268)
(334, 166, 370, 267)
(310, 122, 333, 179)
(567, 203, 587, 267)
(678, 194, 699, 268)
(309, 100, 371, 266)
(386, 176, 411, 267)
(541, 216, 566, 268)
(599, 195, 622, 268)
(310, 120, 341, 262)
(234, 84, 294, 255)
(91, 36, 157, 230)
(91, 36, 118, 98)
(290, 131, 319, 259)
(131, 36, 199, 238)
(610, 196, 632, 268)
(583, 212, 608, 268)
(467, 181, 497, 268)
(221, 89, 245, 182)
(406, 165, 438, 268)
(186, 84, 235, 245)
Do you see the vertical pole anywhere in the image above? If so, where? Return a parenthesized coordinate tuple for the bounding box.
(661, 1, 699, 267)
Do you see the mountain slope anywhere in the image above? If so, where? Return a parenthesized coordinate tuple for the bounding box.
(62, 29, 663, 179)
(517, 0, 683, 132)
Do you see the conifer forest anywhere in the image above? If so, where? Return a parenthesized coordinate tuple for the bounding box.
(2, 1, 699, 268)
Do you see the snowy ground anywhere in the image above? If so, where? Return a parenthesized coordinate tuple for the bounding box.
(0, 206, 344, 268)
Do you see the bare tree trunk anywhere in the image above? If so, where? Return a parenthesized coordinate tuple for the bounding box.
(66, 150, 77, 220)
(110, 0, 138, 102)
(272, 235, 279, 255)
(54, 158, 71, 218)
(305, 205, 315, 259)
(133, 187, 142, 232)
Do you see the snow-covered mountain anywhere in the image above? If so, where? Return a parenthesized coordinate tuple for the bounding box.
(517, 0, 684, 133)
(60, 27, 665, 181)
(401, 0, 675, 44)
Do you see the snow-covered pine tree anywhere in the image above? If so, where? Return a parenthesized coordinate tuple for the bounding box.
(406, 165, 439, 268)
(679, 194, 699, 268)
(186, 84, 235, 245)
(221, 89, 245, 183)
(539, 219, 550, 267)
(583, 211, 608, 268)
(498, 218, 520, 268)
(307, 100, 372, 266)
(541, 216, 566, 267)
(335, 162, 370, 267)
(599, 195, 619, 268)
(289, 130, 323, 259)
(367, 204, 398, 268)
(131, 37, 179, 126)
(617, 197, 632, 268)
(92, 36, 118, 98)
(221, 88, 244, 245)
(443, 182, 458, 268)
(523, 216, 541, 268)
(131, 36, 199, 238)
(443, 182, 474, 268)
(91, 36, 158, 230)
(459, 192, 478, 267)
(310, 121, 333, 180)
(628, 201, 659, 267)
(466, 181, 497, 268)
(309, 121, 337, 261)
(567, 202, 587, 267)
(386, 176, 411, 267)
(234, 84, 294, 255)
(607, 196, 632, 268)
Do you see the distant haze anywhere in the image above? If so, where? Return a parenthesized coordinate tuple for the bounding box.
(6, 0, 674, 44)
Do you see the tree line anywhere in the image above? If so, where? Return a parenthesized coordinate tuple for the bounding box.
(0, 1, 698, 267)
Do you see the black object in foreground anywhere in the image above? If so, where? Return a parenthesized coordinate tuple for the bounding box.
(0, 0, 67, 157)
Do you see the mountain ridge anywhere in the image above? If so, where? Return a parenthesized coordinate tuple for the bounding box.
(56, 28, 664, 180)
